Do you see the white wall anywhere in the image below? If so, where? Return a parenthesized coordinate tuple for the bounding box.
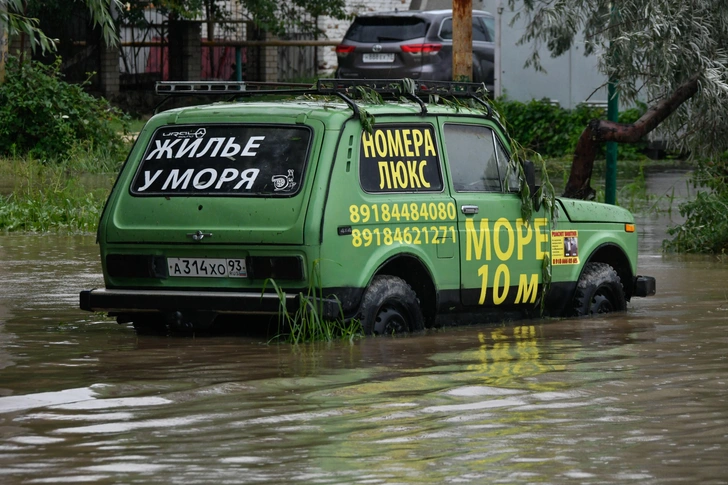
(480, 0, 607, 108)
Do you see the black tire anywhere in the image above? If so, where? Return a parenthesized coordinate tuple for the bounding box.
(359, 275, 425, 335)
(571, 262, 627, 316)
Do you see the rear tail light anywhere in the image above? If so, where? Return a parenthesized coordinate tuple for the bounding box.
(335, 45, 356, 56)
(107, 254, 168, 279)
(248, 256, 304, 281)
(401, 43, 442, 55)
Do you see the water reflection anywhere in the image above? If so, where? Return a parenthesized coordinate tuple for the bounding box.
(0, 172, 727, 483)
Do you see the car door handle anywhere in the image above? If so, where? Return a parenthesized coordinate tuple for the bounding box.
(461, 205, 479, 215)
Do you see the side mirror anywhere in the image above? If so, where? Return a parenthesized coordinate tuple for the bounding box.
(523, 160, 542, 212)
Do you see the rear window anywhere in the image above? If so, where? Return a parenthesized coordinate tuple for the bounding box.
(131, 125, 311, 197)
(344, 16, 428, 43)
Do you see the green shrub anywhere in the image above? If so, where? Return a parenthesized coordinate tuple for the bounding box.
(493, 97, 601, 157)
(0, 56, 130, 161)
(664, 155, 728, 254)
(493, 97, 648, 159)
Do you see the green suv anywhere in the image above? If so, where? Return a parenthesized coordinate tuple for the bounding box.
(80, 79, 655, 333)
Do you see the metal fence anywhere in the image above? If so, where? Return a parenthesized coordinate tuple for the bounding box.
(118, 8, 168, 88)
(118, 6, 320, 87)
(30, 3, 325, 89)
(277, 32, 316, 82)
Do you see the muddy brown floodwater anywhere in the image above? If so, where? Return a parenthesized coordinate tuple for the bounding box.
(1, 171, 727, 484)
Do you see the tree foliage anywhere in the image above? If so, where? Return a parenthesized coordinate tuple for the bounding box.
(1, 0, 120, 52)
(509, 0, 728, 158)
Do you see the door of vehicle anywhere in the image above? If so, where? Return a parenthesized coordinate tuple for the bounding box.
(438, 119, 550, 309)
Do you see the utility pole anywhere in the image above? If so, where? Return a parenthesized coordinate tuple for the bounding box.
(452, 0, 472, 82)
(605, 3, 619, 205)
(605, 80, 618, 205)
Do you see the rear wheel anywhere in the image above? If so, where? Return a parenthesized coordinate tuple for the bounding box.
(359, 275, 424, 335)
(571, 262, 627, 316)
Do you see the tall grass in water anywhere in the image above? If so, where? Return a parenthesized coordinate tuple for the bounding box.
(0, 154, 117, 233)
(264, 262, 362, 344)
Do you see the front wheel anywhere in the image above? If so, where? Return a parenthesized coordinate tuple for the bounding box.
(571, 262, 627, 316)
(359, 275, 425, 335)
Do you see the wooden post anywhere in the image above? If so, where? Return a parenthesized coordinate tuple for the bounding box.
(452, 0, 472, 81)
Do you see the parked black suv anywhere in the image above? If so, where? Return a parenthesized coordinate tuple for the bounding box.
(336, 9, 495, 92)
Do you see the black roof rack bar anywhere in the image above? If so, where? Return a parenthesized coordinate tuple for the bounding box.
(403, 92, 428, 115)
(317, 78, 410, 96)
(415, 80, 488, 98)
(332, 91, 360, 119)
(156, 81, 248, 95)
(316, 79, 488, 98)
(156, 79, 489, 100)
(155, 81, 314, 95)
(466, 94, 493, 117)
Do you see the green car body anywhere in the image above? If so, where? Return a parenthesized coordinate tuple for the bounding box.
(80, 80, 655, 333)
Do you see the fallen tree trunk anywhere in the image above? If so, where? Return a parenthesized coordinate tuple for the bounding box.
(563, 74, 701, 199)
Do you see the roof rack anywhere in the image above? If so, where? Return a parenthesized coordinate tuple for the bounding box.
(316, 78, 487, 98)
(154, 79, 492, 117)
(155, 81, 313, 95)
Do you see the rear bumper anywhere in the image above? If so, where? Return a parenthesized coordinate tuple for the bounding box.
(80, 288, 292, 315)
(79, 288, 346, 320)
(633, 276, 656, 297)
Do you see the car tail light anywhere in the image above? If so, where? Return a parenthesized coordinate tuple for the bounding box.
(106, 254, 168, 279)
(248, 256, 304, 281)
(335, 45, 356, 56)
(401, 43, 442, 55)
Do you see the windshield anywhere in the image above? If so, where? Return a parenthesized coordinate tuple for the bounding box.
(345, 16, 428, 43)
(131, 125, 311, 197)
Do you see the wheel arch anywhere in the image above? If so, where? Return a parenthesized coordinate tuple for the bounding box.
(583, 243, 635, 299)
(369, 253, 437, 327)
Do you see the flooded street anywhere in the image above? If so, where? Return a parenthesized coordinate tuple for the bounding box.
(1, 171, 727, 484)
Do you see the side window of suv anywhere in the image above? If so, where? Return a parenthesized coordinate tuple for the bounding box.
(473, 16, 491, 42)
(480, 16, 496, 41)
(439, 17, 492, 42)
